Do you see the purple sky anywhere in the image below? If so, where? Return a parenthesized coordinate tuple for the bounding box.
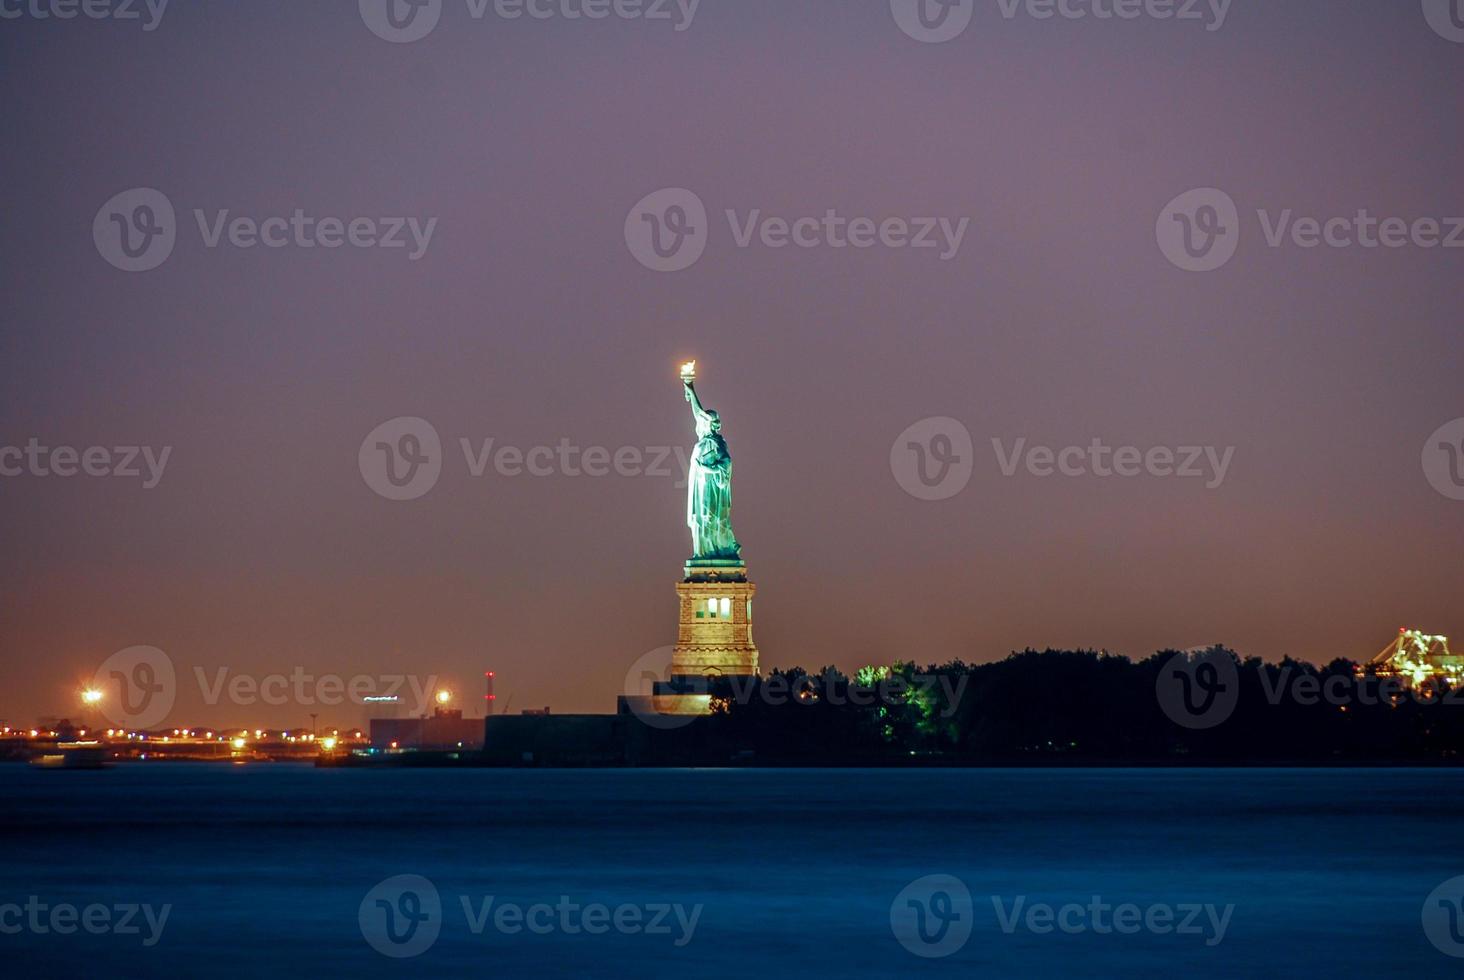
(2, 0, 1462, 728)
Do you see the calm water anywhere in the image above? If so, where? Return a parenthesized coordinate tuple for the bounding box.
(2, 765, 1461, 977)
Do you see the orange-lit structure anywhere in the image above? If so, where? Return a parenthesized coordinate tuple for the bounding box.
(1364, 629, 1463, 688)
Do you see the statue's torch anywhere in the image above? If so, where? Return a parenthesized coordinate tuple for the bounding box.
(679, 360, 697, 385)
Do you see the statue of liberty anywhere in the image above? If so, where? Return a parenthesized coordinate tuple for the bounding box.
(680, 362, 741, 561)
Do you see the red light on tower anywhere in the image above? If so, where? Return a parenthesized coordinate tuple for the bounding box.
(484, 671, 496, 716)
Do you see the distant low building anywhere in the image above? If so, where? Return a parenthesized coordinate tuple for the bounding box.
(481, 714, 628, 766)
(369, 707, 482, 750)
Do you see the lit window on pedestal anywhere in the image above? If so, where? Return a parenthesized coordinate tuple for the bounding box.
(706, 598, 718, 618)
(719, 597, 731, 618)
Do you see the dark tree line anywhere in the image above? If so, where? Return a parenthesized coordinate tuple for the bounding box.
(673, 649, 1464, 765)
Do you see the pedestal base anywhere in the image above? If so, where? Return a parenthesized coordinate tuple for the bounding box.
(618, 692, 712, 718)
(673, 563, 758, 679)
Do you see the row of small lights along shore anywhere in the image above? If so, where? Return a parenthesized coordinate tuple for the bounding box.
(2, 685, 466, 748)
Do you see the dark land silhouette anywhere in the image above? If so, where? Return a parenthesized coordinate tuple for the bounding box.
(669, 649, 1464, 766)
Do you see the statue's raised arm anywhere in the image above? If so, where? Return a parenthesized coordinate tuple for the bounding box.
(684, 380, 711, 423)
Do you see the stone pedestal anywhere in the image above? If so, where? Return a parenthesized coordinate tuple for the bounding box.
(638, 560, 759, 718)
(672, 560, 758, 680)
